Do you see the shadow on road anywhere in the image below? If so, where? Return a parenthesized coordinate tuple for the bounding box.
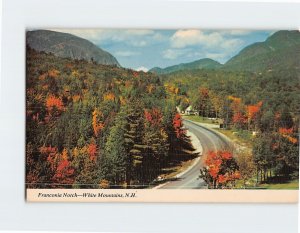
(158, 134, 199, 180)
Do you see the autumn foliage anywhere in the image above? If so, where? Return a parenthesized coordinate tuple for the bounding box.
(132, 71, 139, 78)
(26, 49, 183, 189)
(103, 92, 116, 101)
(200, 150, 240, 188)
(173, 113, 185, 139)
(46, 95, 64, 112)
(26, 43, 299, 190)
(39, 146, 75, 186)
(144, 108, 163, 126)
(88, 143, 97, 161)
(232, 112, 248, 125)
(52, 159, 75, 185)
(48, 69, 60, 78)
(92, 109, 105, 137)
(247, 101, 263, 120)
(279, 127, 298, 144)
(199, 87, 209, 98)
(228, 96, 242, 112)
(279, 127, 293, 135)
(228, 97, 263, 129)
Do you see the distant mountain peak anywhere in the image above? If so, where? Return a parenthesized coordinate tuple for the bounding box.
(26, 30, 120, 66)
(223, 30, 300, 72)
(149, 58, 222, 74)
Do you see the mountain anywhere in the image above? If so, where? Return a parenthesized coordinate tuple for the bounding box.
(26, 30, 120, 66)
(149, 58, 222, 74)
(223, 30, 300, 72)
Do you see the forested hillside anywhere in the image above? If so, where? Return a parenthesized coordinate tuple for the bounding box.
(150, 30, 300, 75)
(163, 67, 299, 186)
(27, 30, 120, 66)
(26, 48, 187, 188)
(26, 29, 299, 190)
(223, 30, 300, 72)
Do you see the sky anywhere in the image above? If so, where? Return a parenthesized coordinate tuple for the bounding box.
(53, 29, 274, 71)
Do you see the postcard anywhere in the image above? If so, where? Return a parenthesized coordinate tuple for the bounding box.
(25, 28, 299, 202)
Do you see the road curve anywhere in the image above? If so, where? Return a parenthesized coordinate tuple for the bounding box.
(160, 119, 233, 189)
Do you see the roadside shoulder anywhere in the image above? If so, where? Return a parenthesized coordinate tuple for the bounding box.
(152, 129, 202, 189)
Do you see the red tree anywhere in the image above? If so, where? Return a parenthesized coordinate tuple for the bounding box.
(52, 159, 75, 186)
(144, 108, 163, 126)
(247, 101, 263, 121)
(232, 112, 247, 125)
(173, 113, 185, 139)
(201, 150, 240, 188)
(88, 142, 98, 161)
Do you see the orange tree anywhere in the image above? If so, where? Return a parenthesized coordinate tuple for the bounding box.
(199, 150, 240, 189)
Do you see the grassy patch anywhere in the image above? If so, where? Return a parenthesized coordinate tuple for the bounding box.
(258, 180, 299, 190)
(234, 179, 299, 190)
(183, 116, 252, 147)
(183, 115, 219, 125)
(216, 128, 253, 148)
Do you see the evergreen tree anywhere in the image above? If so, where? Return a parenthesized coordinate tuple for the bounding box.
(104, 115, 127, 186)
(123, 102, 147, 184)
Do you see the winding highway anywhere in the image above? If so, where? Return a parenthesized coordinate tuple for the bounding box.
(160, 119, 233, 189)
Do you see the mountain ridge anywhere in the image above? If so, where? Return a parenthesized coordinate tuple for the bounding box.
(151, 30, 300, 74)
(26, 30, 120, 66)
(223, 30, 300, 72)
(149, 58, 222, 74)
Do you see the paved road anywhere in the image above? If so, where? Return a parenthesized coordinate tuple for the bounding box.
(160, 119, 233, 189)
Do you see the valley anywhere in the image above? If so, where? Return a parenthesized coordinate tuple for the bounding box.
(26, 29, 299, 189)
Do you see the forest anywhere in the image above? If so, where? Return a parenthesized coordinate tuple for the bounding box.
(164, 68, 299, 188)
(26, 46, 299, 189)
(26, 48, 187, 189)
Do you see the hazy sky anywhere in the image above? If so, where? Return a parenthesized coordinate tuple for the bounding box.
(54, 29, 274, 71)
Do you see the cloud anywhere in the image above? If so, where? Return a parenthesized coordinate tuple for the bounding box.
(125, 29, 154, 36)
(51, 29, 106, 43)
(135, 66, 149, 72)
(162, 49, 186, 60)
(167, 29, 245, 62)
(114, 51, 140, 57)
(51, 29, 156, 47)
(48, 28, 258, 67)
(131, 40, 147, 47)
(152, 32, 167, 41)
(225, 30, 251, 36)
(221, 38, 243, 50)
(204, 52, 227, 60)
(170, 30, 223, 49)
(170, 29, 244, 50)
(184, 51, 227, 61)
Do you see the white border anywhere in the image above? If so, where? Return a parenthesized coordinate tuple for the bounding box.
(1, 0, 299, 232)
